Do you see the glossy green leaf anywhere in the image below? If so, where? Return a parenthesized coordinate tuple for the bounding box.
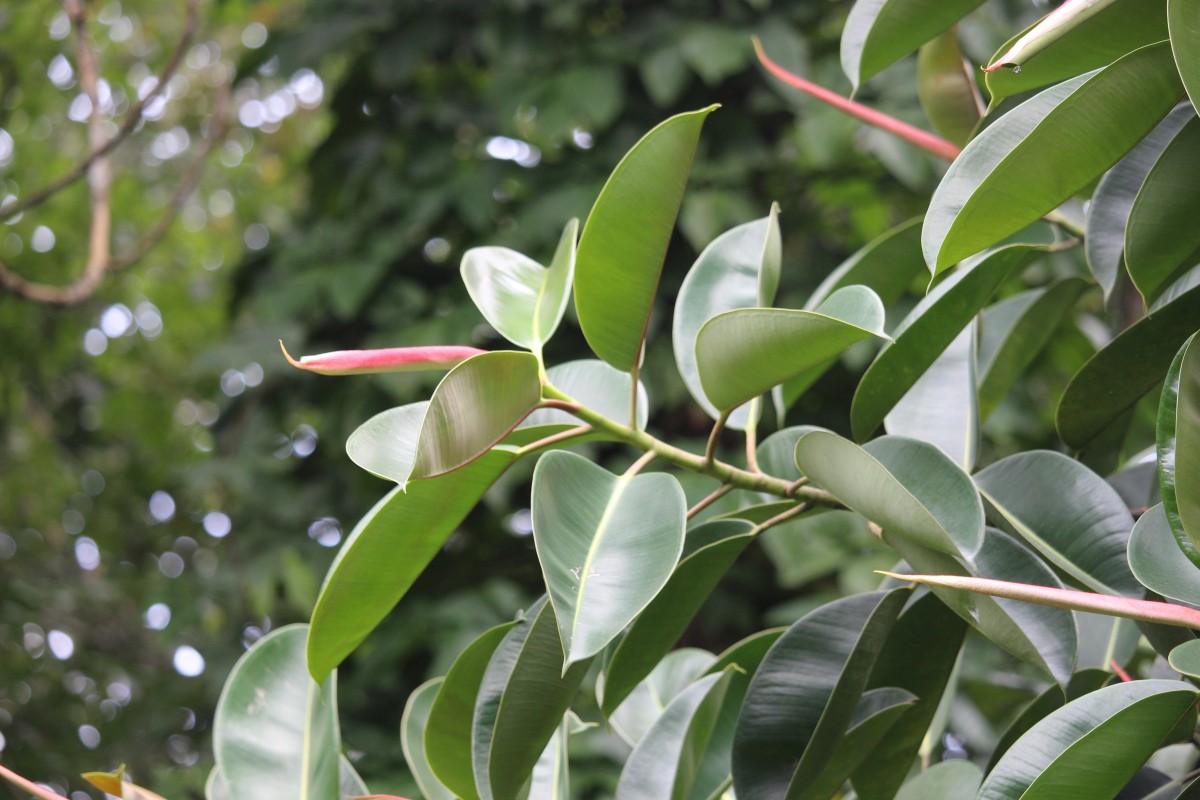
(895, 761, 982, 800)
(697, 286, 887, 412)
(975, 450, 1139, 596)
(985, 0, 1168, 105)
(575, 106, 717, 370)
(673, 205, 781, 429)
(426, 622, 518, 800)
(616, 669, 736, 800)
(923, 43, 1184, 273)
(884, 322, 978, 470)
(1169, 639, 1200, 678)
(472, 600, 591, 800)
(798, 688, 916, 800)
(977, 278, 1089, 418)
(979, 680, 1199, 800)
(401, 679, 456, 800)
(805, 218, 926, 311)
(1076, 612, 1140, 672)
(412, 351, 541, 479)
(793, 431, 985, 557)
(213, 625, 340, 800)
(1130, 504, 1200, 605)
(346, 402, 427, 483)
(1057, 280, 1200, 448)
(518, 359, 648, 437)
(916, 29, 983, 147)
(1159, 332, 1200, 563)
(1086, 105, 1194, 301)
(308, 449, 518, 680)
(533, 450, 686, 666)
(852, 243, 1039, 439)
(1126, 118, 1200, 302)
(603, 520, 754, 716)
(731, 589, 909, 800)
(1170, 0, 1200, 111)
(461, 218, 578, 351)
(839, 0, 986, 90)
(609, 648, 717, 747)
(987, 673, 1106, 774)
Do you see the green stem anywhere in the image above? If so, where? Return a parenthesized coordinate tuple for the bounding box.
(516, 424, 593, 456)
(704, 409, 731, 469)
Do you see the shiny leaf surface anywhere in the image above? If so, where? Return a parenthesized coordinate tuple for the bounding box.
(840, 0, 986, 90)
(1158, 333, 1200, 563)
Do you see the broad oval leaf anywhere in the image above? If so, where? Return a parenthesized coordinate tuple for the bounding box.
(839, 0, 986, 90)
(520, 359, 648, 435)
(575, 106, 718, 370)
(461, 218, 578, 351)
(1170, 0, 1200, 110)
(673, 205, 781, 429)
(975, 450, 1140, 596)
(532, 450, 686, 666)
(1169, 639, 1200, 678)
(895, 761, 982, 800)
(401, 679, 456, 800)
(1130, 504, 1200, 606)
(916, 28, 983, 147)
(697, 286, 887, 412)
(923, 42, 1184, 273)
(213, 625, 340, 800)
(979, 680, 1199, 800)
(793, 431, 985, 557)
(607, 648, 717, 748)
(1158, 333, 1200, 563)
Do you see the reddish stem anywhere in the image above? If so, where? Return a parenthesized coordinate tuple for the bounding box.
(0, 763, 66, 800)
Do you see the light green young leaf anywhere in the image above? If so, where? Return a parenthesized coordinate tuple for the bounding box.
(401, 679, 456, 800)
(1158, 333, 1200, 564)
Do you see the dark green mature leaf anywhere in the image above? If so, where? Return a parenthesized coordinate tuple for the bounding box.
(697, 286, 886, 412)
(839, 0, 986, 90)
(851, 243, 1040, 440)
(575, 106, 718, 370)
(923, 43, 1184, 273)
(975, 451, 1139, 596)
(213, 625, 340, 800)
(1129, 504, 1200, 605)
(1159, 333, 1200, 563)
(532, 451, 686, 666)
(731, 589, 909, 800)
(978, 680, 1199, 800)
(806, 218, 926, 311)
(308, 449, 517, 680)
(603, 520, 754, 716)
(402, 679, 456, 800)
(917, 28, 982, 147)
(1170, 0, 1200, 110)
(1087, 106, 1194, 301)
(673, 205, 781, 429)
(986, 669, 1110, 773)
(1057, 280, 1200, 448)
(895, 761, 982, 800)
(608, 649, 717, 747)
(793, 432, 985, 557)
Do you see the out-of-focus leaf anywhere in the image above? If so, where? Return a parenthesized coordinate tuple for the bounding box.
(1129, 504, 1200, 605)
(895, 761, 982, 800)
(575, 106, 717, 370)
(1169, 0, 1200, 110)
(1158, 333, 1200, 563)
(82, 768, 168, 800)
(401, 679, 456, 800)
(916, 28, 983, 147)
(1170, 639, 1200, 679)
(805, 218, 925, 310)
(839, 0, 986, 90)
(608, 649, 717, 747)
(923, 43, 1183, 273)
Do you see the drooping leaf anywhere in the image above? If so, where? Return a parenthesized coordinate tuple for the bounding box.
(916, 28, 983, 147)
(460, 218, 578, 351)
(517, 359, 648, 438)
(923, 42, 1184, 273)
(1169, 0, 1200, 111)
(978, 680, 1199, 800)
(1129, 504, 1200, 605)
(697, 286, 887, 412)
(575, 106, 718, 370)
(213, 625, 340, 800)
(673, 205, 781, 429)
(401, 679, 456, 800)
(852, 243, 1040, 439)
(1158, 333, 1200, 563)
(603, 520, 754, 716)
(608, 648, 717, 747)
(974, 451, 1140, 596)
(308, 449, 518, 680)
(895, 761, 982, 800)
(839, 0, 986, 91)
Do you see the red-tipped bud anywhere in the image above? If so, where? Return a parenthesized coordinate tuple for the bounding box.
(280, 340, 485, 376)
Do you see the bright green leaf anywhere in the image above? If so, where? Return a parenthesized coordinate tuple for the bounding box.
(840, 0, 986, 90)
(401, 679, 456, 800)
(1129, 504, 1200, 605)
(916, 28, 983, 147)
(1158, 330, 1200, 564)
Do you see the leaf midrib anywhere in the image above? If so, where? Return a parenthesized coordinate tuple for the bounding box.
(570, 470, 637, 660)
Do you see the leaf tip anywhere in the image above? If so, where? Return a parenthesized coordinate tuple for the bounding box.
(280, 339, 303, 369)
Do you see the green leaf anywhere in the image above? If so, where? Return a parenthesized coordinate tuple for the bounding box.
(798, 688, 916, 800)
(213, 625, 340, 800)
(1158, 331, 1200, 563)
(533, 451, 686, 666)
(1170, 0, 1200, 111)
(603, 520, 754, 716)
(426, 622, 519, 800)
(1129, 504, 1200, 605)
(473, 600, 591, 800)
(975, 451, 1140, 596)
(346, 402, 427, 483)
(308, 449, 518, 680)
(923, 42, 1184, 273)
(793, 432, 985, 557)
(805, 217, 926, 311)
(461, 218, 578, 351)
(575, 106, 718, 370)
(204, 767, 229, 800)
(608, 648, 717, 747)
(851, 243, 1040, 439)
(1057, 280, 1200, 448)
(518, 359, 648, 437)
(673, 205, 781, 429)
(977, 278, 1089, 419)
(528, 714, 592, 800)
(616, 669, 736, 800)
(978, 680, 1199, 800)
(984, 0, 1168, 105)
(884, 322, 978, 470)
(731, 589, 910, 800)
(1169, 639, 1200, 678)
(839, 0, 986, 90)
(697, 286, 887, 412)
(1086, 105, 1193, 301)
(916, 29, 983, 147)
(401, 679, 456, 800)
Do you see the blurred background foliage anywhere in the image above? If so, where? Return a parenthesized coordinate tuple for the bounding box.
(0, 0, 1105, 797)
